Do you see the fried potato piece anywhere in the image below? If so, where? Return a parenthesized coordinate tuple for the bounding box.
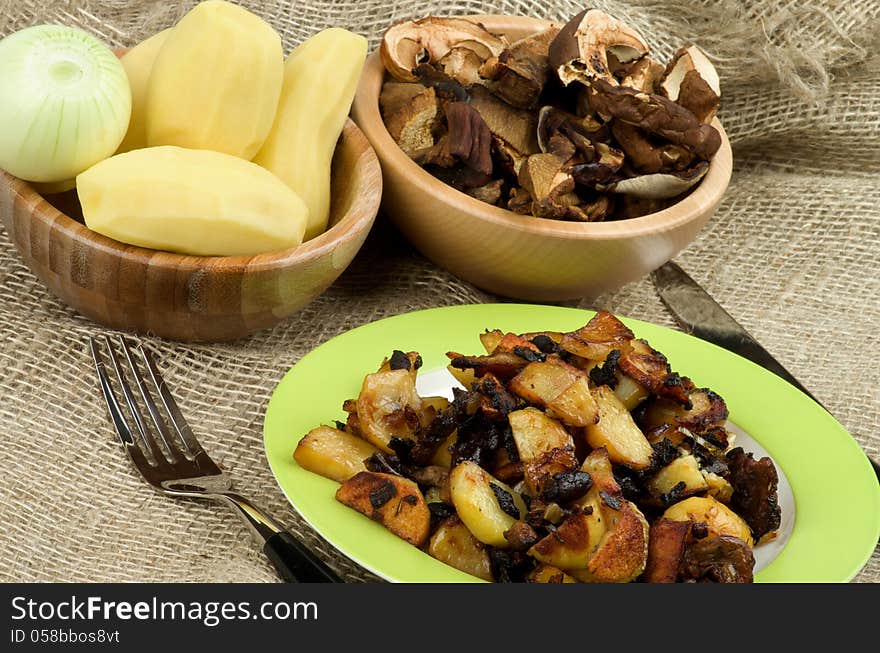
(508, 407, 574, 462)
(523, 447, 582, 498)
(528, 564, 578, 583)
(662, 496, 754, 547)
(618, 339, 690, 405)
(294, 426, 378, 483)
(647, 454, 709, 501)
(585, 385, 653, 470)
(641, 388, 728, 431)
(613, 372, 650, 411)
(335, 471, 430, 546)
(428, 517, 494, 581)
(509, 360, 598, 426)
(559, 310, 634, 362)
(568, 448, 650, 583)
(356, 367, 423, 453)
(529, 509, 604, 570)
(449, 461, 527, 547)
(447, 364, 475, 389)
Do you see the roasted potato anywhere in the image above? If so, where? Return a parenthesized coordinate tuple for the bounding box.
(508, 407, 574, 461)
(703, 471, 734, 503)
(570, 448, 650, 583)
(447, 364, 475, 389)
(356, 367, 423, 453)
(479, 329, 504, 354)
(647, 454, 709, 500)
(294, 425, 378, 483)
(428, 517, 494, 581)
(528, 564, 578, 583)
(529, 510, 604, 570)
(585, 386, 653, 470)
(510, 360, 599, 427)
(335, 471, 430, 546)
(662, 496, 754, 547)
(613, 372, 650, 411)
(449, 461, 527, 547)
(559, 310, 634, 362)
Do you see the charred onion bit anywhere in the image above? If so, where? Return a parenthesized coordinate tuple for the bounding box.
(587, 78, 721, 161)
(491, 484, 522, 519)
(548, 9, 649, 86)
(475, 374, 520, 418)
(588, 349, 621, 388)
(369, 480, 398, 508)
(381, 17, 506, 82)
(480, 26, 561, 109)
(447, 350, 531, 379)
(389, 349, 414, 371)
(540, 470, 593, 504)
(643, 518, 690, 583)
(489, 548, 533, 583)
(726, 447, 781, 540)
(680, 536, 755, 583)
(410, 387, 471, 465)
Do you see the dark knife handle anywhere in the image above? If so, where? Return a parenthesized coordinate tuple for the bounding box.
(264, 531, 343, 583)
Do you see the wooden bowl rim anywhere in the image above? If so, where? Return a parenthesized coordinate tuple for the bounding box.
(354, 13, 733, 241)
(1, 118, 382, 273)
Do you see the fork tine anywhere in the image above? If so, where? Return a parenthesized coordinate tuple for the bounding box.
(89, 337, 151, 471)
(103, 335, 166, 466)
(138, 343, 207, 461)
(118, 336, 181, 463)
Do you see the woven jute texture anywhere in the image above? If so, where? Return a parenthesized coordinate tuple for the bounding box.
(0, 0, 877, 583)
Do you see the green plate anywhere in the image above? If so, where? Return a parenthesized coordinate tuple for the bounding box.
(264, 304, 879, 582)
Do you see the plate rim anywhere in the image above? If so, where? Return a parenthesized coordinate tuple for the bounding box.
(264, 303, 880, 583)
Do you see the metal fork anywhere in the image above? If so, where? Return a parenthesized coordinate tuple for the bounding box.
(89, 335, 341, 583)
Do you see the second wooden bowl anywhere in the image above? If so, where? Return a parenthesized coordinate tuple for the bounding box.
(0, 119, 382, 342)
(351, 15, 732, 301)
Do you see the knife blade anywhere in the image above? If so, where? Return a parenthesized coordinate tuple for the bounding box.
(651, 260, 880, 480)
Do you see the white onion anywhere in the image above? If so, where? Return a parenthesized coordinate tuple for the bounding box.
(0, 25, 131, 183)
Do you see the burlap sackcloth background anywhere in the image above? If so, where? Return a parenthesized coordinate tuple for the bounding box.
(0, 0, 877, 583)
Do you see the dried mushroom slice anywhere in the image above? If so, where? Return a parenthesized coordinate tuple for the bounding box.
(436, 47, 486, 86)
(587, 78, 721, 161)
(468, 85, 540, 156)
(384, 86, 441, 156)
(610, 121, 694, 174)
(381, 17, 506, 83)
(661, 45, 721, 123)
(618, 56, 665, 94)
(601, 161, 709, 199)
(536, 106, 607, 159)
(479, 25, 561, 109)
(548, 9, 649, 86)
(444, 101, 493, 176)
(568, 142, 625, 187)
(379, 82, 428, 119)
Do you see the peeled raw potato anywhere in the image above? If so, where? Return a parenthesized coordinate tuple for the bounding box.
(77, 146, 307, 256)
(253, 28, 368, 240)
(146, 0, 283, 159)
(117, 28, 171, 154)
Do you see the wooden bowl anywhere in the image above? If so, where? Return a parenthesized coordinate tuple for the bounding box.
(351, 15, 733, 301)
(0, 119, 382, 342)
